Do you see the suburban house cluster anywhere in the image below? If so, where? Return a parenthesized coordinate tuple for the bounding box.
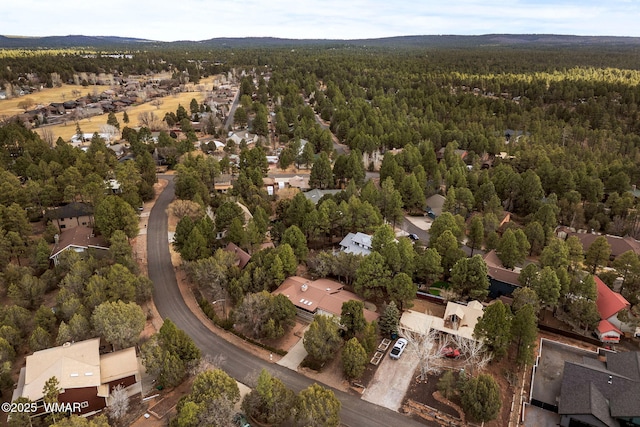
(483, 242, 637, 342)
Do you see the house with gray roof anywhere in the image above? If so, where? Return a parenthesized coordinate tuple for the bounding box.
(339, 232, 373, 256)
(558, 351, 640, 426)
(45, 202, 93, 230)
(527, 338, 640, 427)
(303, 188, 341, 205)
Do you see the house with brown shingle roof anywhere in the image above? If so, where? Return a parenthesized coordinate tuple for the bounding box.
(483, 249, 521, 298)
(49, 225, 109, 265)
(564, 231, 640, 260)
(272, 276, 378, 323)
(225, 242, 251, 269)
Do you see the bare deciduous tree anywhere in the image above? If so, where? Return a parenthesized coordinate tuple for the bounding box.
(451, 335, 491, 375)
(170, 200, 205, 220)
(191, 353, 227, 376)
(100, 124, 119, 143)
(40, 127, 56, 147)
(137, 111, 166, 131)
(199, 397, 235, 426)
(108, 384, 129, 422)
(17, 97, 35, 112)
(400, 326, 447, 381)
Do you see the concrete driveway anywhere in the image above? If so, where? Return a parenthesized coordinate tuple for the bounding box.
(277, 325, 309, 370)
(362, 345, 420, 411)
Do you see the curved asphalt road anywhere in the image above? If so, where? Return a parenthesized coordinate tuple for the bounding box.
(147, 175, 429, 427)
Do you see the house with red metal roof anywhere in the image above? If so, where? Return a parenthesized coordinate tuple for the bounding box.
(594, 276, 630, 343)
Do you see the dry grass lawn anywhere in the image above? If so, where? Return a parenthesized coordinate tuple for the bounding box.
(0, 76, 217, 142)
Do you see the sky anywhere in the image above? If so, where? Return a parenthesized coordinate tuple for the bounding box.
(4, 0, 640, 42)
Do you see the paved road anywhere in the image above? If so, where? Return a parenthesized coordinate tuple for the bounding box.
(308, 100, 349, 155)
(224, 86, 241, 130)
(402, 217, 431, 243)
(147, 175, 429, 427)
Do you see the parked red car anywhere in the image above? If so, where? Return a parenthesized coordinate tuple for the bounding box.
(441, 347, 461, 358)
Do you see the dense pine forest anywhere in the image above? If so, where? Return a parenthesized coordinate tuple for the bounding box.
(1, 37, 640, 425)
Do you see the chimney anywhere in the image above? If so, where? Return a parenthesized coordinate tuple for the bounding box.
(54, 234, 59, 244)
(301, 283, 308, 292)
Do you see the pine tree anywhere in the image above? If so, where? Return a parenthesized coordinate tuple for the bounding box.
(342, 338, 367, 379)
(511, 304, 538, 365)
(473, 301, 512, 359)
(379, 301, 400, 338)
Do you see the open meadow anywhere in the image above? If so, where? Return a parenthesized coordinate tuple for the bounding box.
(0, 76, 217, 142)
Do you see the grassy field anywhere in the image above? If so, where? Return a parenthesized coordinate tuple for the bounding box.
(0, 77, 218, 142)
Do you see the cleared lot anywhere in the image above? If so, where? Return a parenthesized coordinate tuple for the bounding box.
(362, 343, 419, 411)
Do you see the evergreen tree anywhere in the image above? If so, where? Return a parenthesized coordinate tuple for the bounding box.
(106, 111, 120, 130)
(400, 173, 426, 212)
(387, 272, 417, 310)
(378, 177, 404, 227)
(461, 374, 502, 422)
(296, 384, 341, 427)
(467, 215, 484, 256)
(450, 255, 490, 301)
(531, 266, 561, 308)
(341, 300, 366, 339)
(511, 304, 538, 365)
(497, 229, 524, 269)
(242, 369, 295, 425)
(585, 236, 612, 273)
(303, 315, 342, 363)
(378, 301, 400, 338)
(354, 252, 392, 300)
(281, 225, 308, 262)
(309, 152, 333, 189)
(342, 338, 367, 379)
(474, 301, 512, 358)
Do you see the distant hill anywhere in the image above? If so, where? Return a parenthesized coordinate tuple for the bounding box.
(2, 34, 640, 49)
(0, 35, 154, 48)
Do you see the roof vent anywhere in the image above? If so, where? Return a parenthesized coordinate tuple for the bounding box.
(608, 375, 612, 385)
(301, 283, 308, 292)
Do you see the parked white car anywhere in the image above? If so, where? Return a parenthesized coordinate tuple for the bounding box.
(389, 338, 407, 360)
